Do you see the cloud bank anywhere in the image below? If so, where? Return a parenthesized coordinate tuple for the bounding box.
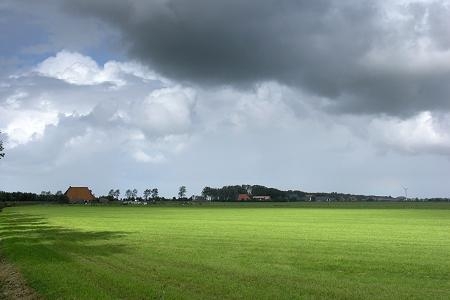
(1, 50, 450, 197)
(65, 0, 450, 116)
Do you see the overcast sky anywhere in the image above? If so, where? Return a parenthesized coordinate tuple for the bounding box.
(1, 0, 450, 198)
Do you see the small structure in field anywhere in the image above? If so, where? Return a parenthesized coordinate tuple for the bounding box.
(237, 194, 251, 201)
(191, 196, 208, 202)
(64, 186, 95, 203)
(98, 197, 110, 204)
(253, 195, 271, 201)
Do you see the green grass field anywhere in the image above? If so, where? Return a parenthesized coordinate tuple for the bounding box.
(1, 203, 449, 299)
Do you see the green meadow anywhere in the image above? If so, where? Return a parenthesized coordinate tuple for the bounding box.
(0, 203, 449, 299)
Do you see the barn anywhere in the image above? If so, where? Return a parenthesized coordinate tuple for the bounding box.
(253, 196, 271, 201)
(237, 194, 251, 201)
(64, 186, 95, 203)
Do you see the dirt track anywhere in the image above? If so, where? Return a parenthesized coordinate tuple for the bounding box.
(0, 223, 40, 300)
(0, 255, 40, 300)
(0, 204, 39, 299)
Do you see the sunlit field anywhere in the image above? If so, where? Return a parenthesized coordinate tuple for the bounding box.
(1, 203, 449, 299)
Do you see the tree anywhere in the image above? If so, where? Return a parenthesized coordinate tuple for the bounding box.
(151, 188, 159, 200)
(132, 189, 138, 199)
(0, 131, 4, 159)
(178, 186, 187, 199)
(125, 189, 132, 200)
(114, 189, 120, 200)
(143, 189, 152, 201)
(55, 190, 67, 203)
(108, 189, 121, 200)
(202, 186, 214, 201)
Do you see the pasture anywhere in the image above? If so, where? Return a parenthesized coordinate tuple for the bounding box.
(0, 203, 449, 299)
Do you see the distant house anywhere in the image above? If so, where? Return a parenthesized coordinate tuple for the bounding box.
(237, 194, 251, 201)
(64, 186, 95, 203)
(191, 196, 208, 202)
(253, 196, 271, 201)
(315, 196, 331, 202)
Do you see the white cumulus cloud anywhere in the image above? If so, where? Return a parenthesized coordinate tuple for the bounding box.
(369, 111, 450, 155)
(35, 50, 162, 86)
(131, 86, 196, 136)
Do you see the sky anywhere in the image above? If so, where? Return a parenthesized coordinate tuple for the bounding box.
(1, 0, 450, 198)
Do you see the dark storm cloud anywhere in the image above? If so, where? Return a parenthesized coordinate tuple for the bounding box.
(63, 0, 450, 116)
(64, 0, 379, 87)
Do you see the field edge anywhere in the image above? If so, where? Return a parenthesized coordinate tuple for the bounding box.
(0, 250, 40, 300)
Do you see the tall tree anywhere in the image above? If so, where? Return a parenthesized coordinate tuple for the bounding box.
(178, 186, 187, 199)
(143, 189, 152, 200)
(151, 188, 159, 200)
(125, 189, 132, 200)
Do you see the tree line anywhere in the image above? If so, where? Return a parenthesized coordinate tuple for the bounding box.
(0, 191, 68, 203)
(0, 187, 188, 204)
(106, 188, 159, 201)
(200, 185, 450, 202)
(104, 186, 187, 201)
(201, 185, 306, 201)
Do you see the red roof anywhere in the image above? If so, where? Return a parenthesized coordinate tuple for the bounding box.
(64, 186, 95, 202)
(237, 194, 251, 201)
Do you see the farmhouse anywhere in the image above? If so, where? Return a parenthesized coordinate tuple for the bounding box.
(64, 186, 95, 203)
(253, 195, 271, 201)
(237, 194, 251, 201)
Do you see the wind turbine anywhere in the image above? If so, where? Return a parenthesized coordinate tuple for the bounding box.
(401, 185, 408, 201)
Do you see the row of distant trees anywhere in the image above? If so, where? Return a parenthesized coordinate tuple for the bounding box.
(105, 186, 187, 201)
(107, 188, 158, 201)
(0, 186, 188, 203)
(1, 186, 449, 204)
(0, 190, 68, 203)
(200, 185, 450, 202)
(0, 187, 189, 204)
(201, 185, 306, 201)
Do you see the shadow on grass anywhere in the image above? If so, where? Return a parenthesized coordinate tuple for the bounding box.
(0, 212, 130, 263)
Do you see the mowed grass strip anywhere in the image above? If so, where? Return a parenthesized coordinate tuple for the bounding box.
(0, 204, 449, 299)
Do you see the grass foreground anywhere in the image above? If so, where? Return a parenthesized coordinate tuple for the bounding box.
(0, 203, 449, 299)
